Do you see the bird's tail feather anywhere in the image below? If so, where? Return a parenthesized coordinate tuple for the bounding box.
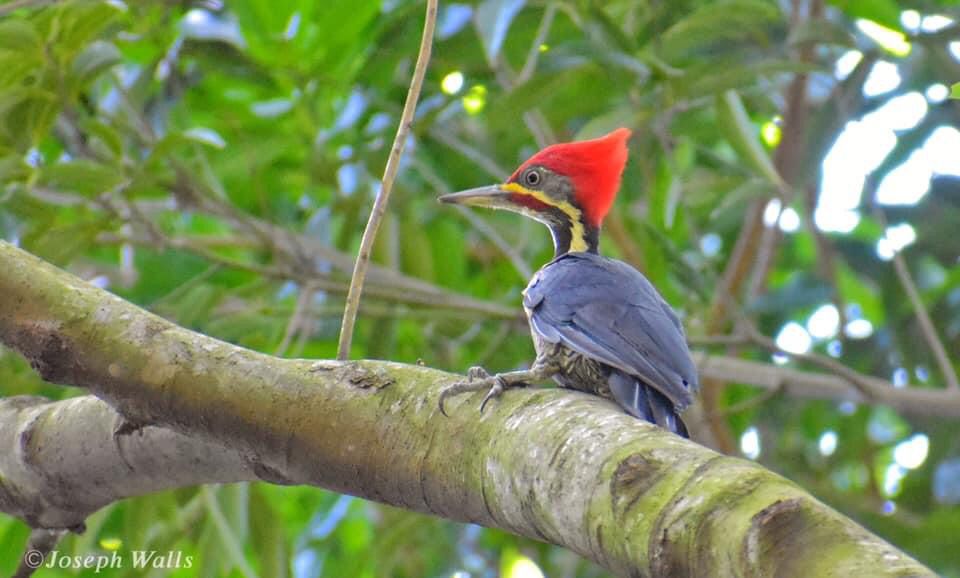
(608, 371, 688, 438)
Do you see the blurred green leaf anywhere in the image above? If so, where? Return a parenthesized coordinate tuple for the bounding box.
(81, 118, 124, 160)
(0, 88, 58, 150)
(183, 127, 228, 150)
(0, 19, 43, 54)
(40, 160, 126, 197)
(716, 90, 784, 189)
(658, 0, 780, 62)
(41, 0, 124, 63)
(21, 218, 100, 265)
(0, 155, 29, 182)
(827, 0, 903, 31)
(71, 40, 121, 84)
(0, 518, 31, 577)
(0, 50, 44, 89)
(789, 18, 857, 48)
(400, 212, 436, 281)
(672, 58, 820, 97)
(250, 485, 289, 578)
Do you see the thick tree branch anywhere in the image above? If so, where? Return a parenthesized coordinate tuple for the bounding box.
(0, 241, 941, 576)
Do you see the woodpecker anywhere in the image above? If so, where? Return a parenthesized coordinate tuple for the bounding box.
(437, 128, 699, 437)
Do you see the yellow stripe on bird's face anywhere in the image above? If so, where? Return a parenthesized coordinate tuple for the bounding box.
(500, 183, 590, 252)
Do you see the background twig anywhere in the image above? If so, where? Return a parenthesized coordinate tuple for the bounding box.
(890, 251, 958, 390)
(336, 0, 438, 360)
(874, 209, 959, 391)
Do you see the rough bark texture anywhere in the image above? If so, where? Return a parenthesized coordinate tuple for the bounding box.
(0, 241, 936, 577)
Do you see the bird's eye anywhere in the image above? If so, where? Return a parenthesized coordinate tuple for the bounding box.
(524, 169, 541, 187)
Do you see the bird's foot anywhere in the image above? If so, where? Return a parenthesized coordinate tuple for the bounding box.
(466, 366, 491, 381)
(439, 366, 519, 416)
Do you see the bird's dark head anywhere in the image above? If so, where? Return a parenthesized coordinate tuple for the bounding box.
(439, 128, 631, 256)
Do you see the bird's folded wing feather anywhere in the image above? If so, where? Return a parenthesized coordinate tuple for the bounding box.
(524, 254, 698, 409)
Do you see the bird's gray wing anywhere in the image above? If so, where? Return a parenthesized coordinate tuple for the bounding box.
(524, 253, 698, 410)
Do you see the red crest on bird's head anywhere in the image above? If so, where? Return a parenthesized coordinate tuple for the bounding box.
(510, 128, 631, 227)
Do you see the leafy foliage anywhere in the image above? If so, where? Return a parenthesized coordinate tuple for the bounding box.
(1, 0, 959, 576)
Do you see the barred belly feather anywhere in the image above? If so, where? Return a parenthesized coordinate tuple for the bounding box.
(531, 337, 612, 398)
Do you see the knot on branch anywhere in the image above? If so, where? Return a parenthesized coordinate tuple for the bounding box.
(310, 360, 395, 391)
(250, 459, 296, 486)
(611, 454, 666, 514)
(349, 367, 394, 390)
(742, 498, 806, 569)
(6, 324, 78, 385)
